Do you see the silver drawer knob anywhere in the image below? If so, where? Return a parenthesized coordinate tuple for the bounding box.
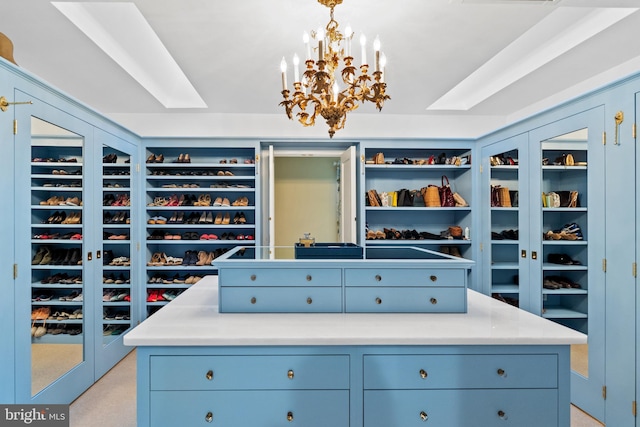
(420, 411, 428, 421)
(375, 297, 382, 305)
(430, 275, 437, 282)
(375, 274, 382, 282)
(498, 410, 508, 420)
(306, 274, 312, 281)
(430, 297, 438, 304)
(497, 368, 506, 377)
(419, 369, 428, 379)
(287, 369, 294, 379)
(205, 412, 213, 423)
(250, 274, 256, 281)
(205, 370, 214, 380)
(287, 411, 294, 422)
(250, 297, 257, 304)
(306, 297, 313, 304)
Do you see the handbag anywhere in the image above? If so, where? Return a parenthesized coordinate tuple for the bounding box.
(422, 185, 440, 207)
(498, 187, 511, 207)
(412, 189, 425, 207)
(453, 192, 468, 207)
(491, 185, 501, 207)
(509, 190, 519, 207)
(373, 152, 385, 164)
(397, 188, 414, 207)
(439, 175, 455, 207)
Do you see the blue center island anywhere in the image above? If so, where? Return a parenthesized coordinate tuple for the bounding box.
(124, 246, 585, 427)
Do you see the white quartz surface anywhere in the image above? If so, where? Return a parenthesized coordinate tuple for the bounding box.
(124, 276, 587, 347)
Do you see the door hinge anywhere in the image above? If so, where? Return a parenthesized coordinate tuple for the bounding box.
(479, 165, 483, 174)
(479, 243, 483, 252)
(602, 385, 607, 399)
(603, 258, 607, 272)
(136, 163, 140, 173)
(136, 242, 140, 252)
(633, 262, 637, 278)
(602, 131, 606, 145)
(633, 123, 637, 139)
(633, 400, 637, 417)
(13, 119, 17, 135)
(13, 264, 17, 279)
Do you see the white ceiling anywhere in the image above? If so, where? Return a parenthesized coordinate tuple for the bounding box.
(2, 0, 640, 138)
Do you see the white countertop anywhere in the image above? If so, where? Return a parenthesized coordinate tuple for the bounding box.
(124, 276, 587, 347)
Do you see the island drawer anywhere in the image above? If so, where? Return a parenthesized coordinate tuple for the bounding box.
(345, 287, 466, 312)
(364, 354, 557, 389)
(219, 286, 342, 312)
(150, 354, 350, 390)
(150, 390, 349, 427)
(364, 389, 558, 427)
(219, 268, 342, 287)
(345, 268, 465, 287)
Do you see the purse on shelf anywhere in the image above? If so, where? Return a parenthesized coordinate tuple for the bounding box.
(448, 225, 463, 238)
(491, 185, 501, 207)
(422, 185, 441, 207)
(498, 187, 511, 207)
(397, 188, 414, 207)
(373, 152, 385, 164)
(553, 190, 579, 208)
(453, 192, 468, 207)
(412, 189, 425, 207)
(367, 189, 381, 207)
(509, 190, 519, 207)
(439, 175, 455, 207)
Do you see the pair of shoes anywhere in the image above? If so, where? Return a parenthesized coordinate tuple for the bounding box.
(547, 253, 581, 265)
(232, 196, 249, 206)
(440, 246, 463, 257)
(233, 212, 247, 224)
(61, 211, 82, 224)
(146, 153, 164, 163)
(213, 197, 230, 207)
(175, 153, 191, 163)
(103, 153, 118, 163)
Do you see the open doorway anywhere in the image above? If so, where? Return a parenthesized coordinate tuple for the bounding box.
(274, 157, 339, 246)
(262, 145, 357, 249)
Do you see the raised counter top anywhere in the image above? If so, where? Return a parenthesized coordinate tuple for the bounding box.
(125, 276, 586, 347)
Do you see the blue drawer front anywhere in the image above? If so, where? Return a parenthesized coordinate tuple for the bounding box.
(364, 389, 558, 427)
(151, 390, 349, 427)
(364, 354, 557, 389)
(220, 268, 342, 286)
(345, 268, 465, 287)
(150, 355, 350, 390)
(220, 286, 342, 312)
(345, 287, 466, 312)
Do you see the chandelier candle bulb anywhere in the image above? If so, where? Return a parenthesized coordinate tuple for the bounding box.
(380, 52, 387, 82)
(373, 36, 381, 72)
(280, 57, 287, 91)
(345, 25, 353, 57)
(318, 27, 325, 62)
(303, 32, 311, 61)
(360, 34, 367, 66)
(293, 53, 300, 83)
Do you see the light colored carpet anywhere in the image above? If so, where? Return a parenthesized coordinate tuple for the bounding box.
(69, 350, 136, 427)
(68, 348, 604, 427)
(32, 343, 83, 396)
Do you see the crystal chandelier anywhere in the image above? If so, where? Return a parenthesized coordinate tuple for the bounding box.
(279, 0, 390, 138)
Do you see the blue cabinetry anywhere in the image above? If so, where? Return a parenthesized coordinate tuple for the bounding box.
(142, 142, 258, 318)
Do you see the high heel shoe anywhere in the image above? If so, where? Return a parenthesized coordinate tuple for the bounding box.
(206, 212, 214, 224)
(177, 153, 185, 163)
(183, 154, 191, 163)
(146, 153, 156, 163)
(213, 212, 222, 224)
(222, 212, 230, 225)
(155, 154, 164, 163)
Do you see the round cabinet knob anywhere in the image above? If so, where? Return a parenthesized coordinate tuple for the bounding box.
(430, 297, 438, 305)
(497, 410, 508, 420)
(306, 274, 312, 281)
(205, 412, 213, 423)
(205, 370, 214, 381)
(419, 411, 429, 421)
(250, 297, 257, 304)
(287, 411, 294, 422)
(306, 297, 313, 305)
(375, 297, 382, 305)
(430, 275, 437, 282)
(497, 368, 506, 377)
(375, 274, 382, 282)
(287, 370, 294, 379)
(250, 274, 256, 281)
(419, 369, 428, 379)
